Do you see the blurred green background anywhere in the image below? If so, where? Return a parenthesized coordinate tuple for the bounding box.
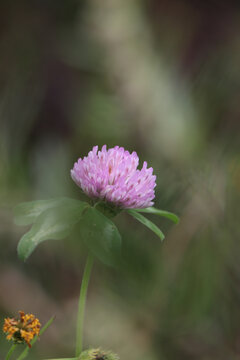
(1, 0, 240, 359)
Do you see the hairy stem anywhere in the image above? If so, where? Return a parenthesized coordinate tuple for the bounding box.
(75, 254, 94, 357)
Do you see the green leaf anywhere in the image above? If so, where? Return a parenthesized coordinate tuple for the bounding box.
(78, 207, 121, 267)
(127, 209, 165, 241)
(14, 197, 85, 226)
(134, 207, 179, 224)
(17, 316, 54, 360)
(17, 199, 88, 261)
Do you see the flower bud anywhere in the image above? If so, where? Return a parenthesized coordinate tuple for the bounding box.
(79, 348, 119, 360)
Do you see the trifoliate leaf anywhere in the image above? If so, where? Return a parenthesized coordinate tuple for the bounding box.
(78, 207, 121, 267)
(17, 199, 88, 261)
(14, 197, 84, 226)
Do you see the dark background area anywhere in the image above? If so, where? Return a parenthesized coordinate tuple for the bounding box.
(0, 1, 240, 359)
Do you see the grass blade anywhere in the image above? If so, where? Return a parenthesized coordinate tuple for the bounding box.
(134, 207, 179, 224)
(17, 316, 55, 360)
(127, 209, 165, 241)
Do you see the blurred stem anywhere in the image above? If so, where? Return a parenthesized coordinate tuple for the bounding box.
(5, 344, 17, 360)
(75, 254, 94, 357)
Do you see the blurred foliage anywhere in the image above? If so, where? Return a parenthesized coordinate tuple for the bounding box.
(0, 0, 240, 359)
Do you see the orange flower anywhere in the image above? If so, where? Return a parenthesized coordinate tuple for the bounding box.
(3, 311, 41, 348)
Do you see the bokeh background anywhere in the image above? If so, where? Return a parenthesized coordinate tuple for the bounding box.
(1, 0, 240, 359)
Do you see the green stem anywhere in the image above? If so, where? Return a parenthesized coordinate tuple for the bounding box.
(75, 254, 94, 357)
(17, 316, 55, 360)
(5, 344, 17, 360)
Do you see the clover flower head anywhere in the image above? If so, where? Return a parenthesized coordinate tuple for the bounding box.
(3, 311, 41, 348)
(71, 145, 156, 209)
